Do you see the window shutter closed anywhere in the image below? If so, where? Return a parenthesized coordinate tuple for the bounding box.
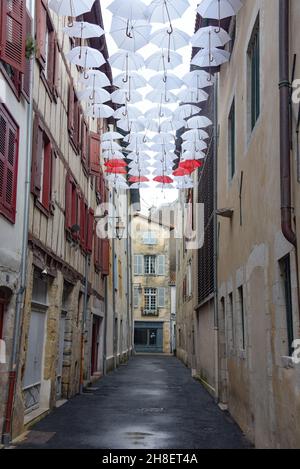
(21, 9, 32, 101)
(89, 132, 100, 175)
(158, 288, 165, 308)
(79, 194, 86, 249)
(134, 255, 143, 275)
(86, 208, 94, 253)
(42, 141, 52, 211)
(36, 0, 47, 69)
(157, 255, 165, 275)
(0, 0, 26, 73)
(101, 239, 109, 276)
(31, 115, 43, 197)
(68, 85, 75, 135)
(81, 119, 89, 170)
(65, 173, 73, 231)
(53, 36, 59, 96)
(0, 104, 19, 224)
(133, 287, 139, 308)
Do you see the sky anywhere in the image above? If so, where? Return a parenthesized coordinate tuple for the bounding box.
(100, 0, 200, 214)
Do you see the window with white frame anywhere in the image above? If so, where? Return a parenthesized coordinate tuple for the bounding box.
(144, 255, 156, 275)
(142, 231, 157, 245)
(144, 288, 157, 312)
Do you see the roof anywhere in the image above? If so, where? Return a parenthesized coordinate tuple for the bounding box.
(133, 213, 174, 231)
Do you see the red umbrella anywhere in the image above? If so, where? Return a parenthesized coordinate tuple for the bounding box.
(129, 176, 149, 183)
(153, 176, 173, 184)
(179, 160, 203, 172)
(105, 167, 127, 174)
(173, 167, 191, 176)
(105, 159, 127, 168)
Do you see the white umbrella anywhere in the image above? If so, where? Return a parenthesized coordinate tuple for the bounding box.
(108, 0, 149, 21)
(182, 140, 208, 152)
(145, 106, 173, 120)
(80, 70, 111, 87)
(197, 0, 243, 32)
(103, 150, 125, 159)
(182, 70, 213, 89)
(113, 72, 147, 90)
(128, 163, 149, 172)
(191, 47, 230, 68)
(155, 183, 175, 189)
(117, 119, 145, 133)
(63, 21, 104, 39)
(174, 104, 201, 120)
(177, 88, 209, 104)
(130, 183, 150, 189)
(152, 161, 174, 171)
(123, 134, 147, 145)
(101, 141, 122, 151)
(142, 119, 160, 133)
(102, 131, 124, 141)
(110, 17, 152, 53)
(78, 87, 111, 104)
(150, 143, 175, 152)
(49, 0, 95, 24)
(146, 89, 178, 104)
(125, 141, 149, 152)
(148, 0, 190, 33)
(114, 105, 142, 120)
(66, 46, 105, 77)
(182, 151, 206, 160)
(129, 168, 151, 176)
(109, 51, 144, 83)
(86, 104, 114, 118)
(187, 115, 213, 128)
(149, 73, 183, 90)
(191, 26, 231, 48)
(181, 129, 210, 140)
(159, 118, 185, 132)
(127, 152, 151, 162)
(150, 27, 190, 50)
(146, 50, 182, 76)
(176, 180, 194, 189)
(111, 89, 143, 105)
(153, 133, 174, 144)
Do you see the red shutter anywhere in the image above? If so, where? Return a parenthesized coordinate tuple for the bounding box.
(81, 119, 89, 169)
(36, 0, 47, 69)
(0, 0, 26, 73)
(0, 104, 19, 224)
(31, 115, 43, 197)
(53, 36, 59, 96)
(65, 173, 73, 231)
(101, 239, 110, 276)
(79, 194, 87, 249)
(42, 139, 52, 211)
(68, 85, 75, 135)
(21, 9, 32, 101)
(94, 226, 100, 268)
(89, 132, 100, 175)
(86, 208, 94, 253)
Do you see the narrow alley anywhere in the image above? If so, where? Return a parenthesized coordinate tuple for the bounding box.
(12, 356, 249, 450)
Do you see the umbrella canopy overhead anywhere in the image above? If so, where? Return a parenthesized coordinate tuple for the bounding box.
(66, 46, 105, 69)
(182, 70, 213, 89)
(150, 27, 190, 50)
(78, 88, 111, 104)
(80, 70, 111, 88)
(191, 47, 230, 68)
(191, 25, 231, 48)
(149, 73, 183, 90)
(110, 17, 152, 53)
(113, 72, 147, 90)
(173, 104, 201, 120)
(177, 88, 209, 104)
(85, 104, 114, 119)
(49, 0, 95, 17)
(197, 0, 243, 20)
(63, 21, 104, 39)
(108, 0, 149, 21)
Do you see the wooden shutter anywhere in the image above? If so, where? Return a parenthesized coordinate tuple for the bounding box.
(133, 287, 139, 308)
(81, 119, 89, 169)
(0, 0, 26, 73)
(41, 139, 52, 211)
(21, 9, 32, 101)
(36, 0, 47, 69)
(89, 132, 100, 175)
(31, 115, 43, 197)
(158, 288, 165, 308)
(157, 255, 165, 275)
(134, 255, 143, 275)
(94, 226, 101, 268)
(68, 85, 75, 135)
(0, 104, 19, 224)
(86, 208, 94, 253)
(52, 35, 59, 96)
(101, 239, 109, 276)
(65, 173, 73, 231)
(79, 194, 86, 249)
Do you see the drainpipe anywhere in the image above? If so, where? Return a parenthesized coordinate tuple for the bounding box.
(213, 76, 219, 402)
(126, 191, 131, 358)
(2, 0, 35, 445)
(279, 0, 297, 247)
(103, 275, 108, 375)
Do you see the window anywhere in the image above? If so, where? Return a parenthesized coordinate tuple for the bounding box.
(248, 15, 260, 132)
(65, 173, 78, 238)
(238, 286, 246, 350)
(144, 288, 157, 313)
(68, 86, 81, 152)
(36, 0, 59, 97)
(134, 255, 143, 275)
(144, 255, 156, 275)
(228, 292, 234, 350)
(89, 131, 101, 175)
(31, 116, 54, 214)
(228, 99, 236, 180)
(142, 231, 157, 245)
(279, 255, 294, 356)
(0, 103, 19, 223)
(0, 0, 26, 73)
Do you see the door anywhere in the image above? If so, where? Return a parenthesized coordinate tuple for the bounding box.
(91, 316, 100, 375)
(134, 322, 163, 353)
(56, 312, 66, 399)
(23, 310, 46, 413)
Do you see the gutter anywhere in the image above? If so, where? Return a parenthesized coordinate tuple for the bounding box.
(213, 76, 219, 402)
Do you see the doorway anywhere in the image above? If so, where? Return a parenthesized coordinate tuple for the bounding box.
(91, 315, 101, 375)
(134, 321, 163, 353)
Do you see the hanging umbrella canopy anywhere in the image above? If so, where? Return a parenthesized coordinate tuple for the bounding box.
(197, 0, 243, 27)
(63, 21, 104, 39)
(182, 140, 208, 152)
(150, 27, 190, 50)
(153, 133, 174, 144)
(109, 50, 144, 72)
(153, 176, 173, 184)
(126, 151, 151, 161)
(103, 150, 125, 159)
(141, 119, 160, 133)
(129, 176, 150, 183)
(128, 160, 150, 169)
(173, 104, 201, 120)
(150, 142, 175, 152)
(78, 87, 111, 104)
(146, 50, 182, 72)
(111, 89, 143, 105)
(113, 72, 147, 90)
(179, 160, 203, 171)
(117, 119, 145, 133)
(187, 115, 213, 129)
(177, 88, 209, 104)
(101, 131, 124, 141)
(182, 150, 206, 161)
(86, 104, 114, 118)
(181, 129, 210, 141)
(80, 70, 111, 88)
(101, 141, 122, 151)
(191, 25, 231, 48)
(110, 17, 152, 53)
(176, 180, 195, 189)
(104, 159, 127, 168)
(123, 134, 147, 145)
(130, 182, 150, 189)
(145, 106, 173, 120)
(182, 70, 213, 89)
(114, 105, 142, 120)
(147, 0, 190, 29)
(49, 0, 95, 17)
(66, 46, 105, 68)
(129, 168, 151, 176)
(149, 73, 183, 91)
(106, 167, 128, 175)
(159, 118, 185, 132)
(108, 0, 149, 20)
(146, 89, 178, 104)
(191, 47, 230, 67)
(125, 141, 149, 153)
(173, 167, 191, 176)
